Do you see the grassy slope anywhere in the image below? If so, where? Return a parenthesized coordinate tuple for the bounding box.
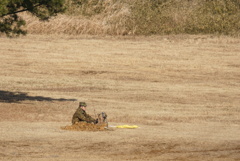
(0, 35, 239, 124)
(21, 0, 240, 36)
(0, 35, 239, 160)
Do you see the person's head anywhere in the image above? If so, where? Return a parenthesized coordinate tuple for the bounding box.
(79, 102, 87, 111)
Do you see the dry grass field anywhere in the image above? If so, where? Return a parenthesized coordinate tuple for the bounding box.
(0, 34, 240, 160)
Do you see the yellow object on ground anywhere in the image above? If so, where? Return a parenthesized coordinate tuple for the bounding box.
(116, 125, 138, 129)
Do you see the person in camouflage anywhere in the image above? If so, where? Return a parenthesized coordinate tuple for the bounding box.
(72, 102, 97, 124)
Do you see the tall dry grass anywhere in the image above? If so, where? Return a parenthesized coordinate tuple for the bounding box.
(21, 0, 240, 36)
(22, 0, 131, 35)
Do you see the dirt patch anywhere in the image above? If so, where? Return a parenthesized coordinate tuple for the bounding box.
(61, 122, 108, 131)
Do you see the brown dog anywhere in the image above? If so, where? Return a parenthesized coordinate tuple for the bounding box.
(97, 112, 108, 127)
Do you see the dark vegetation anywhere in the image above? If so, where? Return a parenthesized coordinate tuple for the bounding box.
(0, 0, 65, 36)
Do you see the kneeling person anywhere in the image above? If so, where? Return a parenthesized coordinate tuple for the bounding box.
(72, 102, 97, 124)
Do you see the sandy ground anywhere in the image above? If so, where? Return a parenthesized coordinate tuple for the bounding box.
(0, 35, 240, 160)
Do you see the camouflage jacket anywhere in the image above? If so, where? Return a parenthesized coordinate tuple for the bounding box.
(72, 107, 95, 124)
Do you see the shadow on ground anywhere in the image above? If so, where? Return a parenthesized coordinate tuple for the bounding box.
(0, 90, 77, 103)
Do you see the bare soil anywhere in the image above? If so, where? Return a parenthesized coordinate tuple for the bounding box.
(61, 122, 108, 131)
(0, 35, 239, 161)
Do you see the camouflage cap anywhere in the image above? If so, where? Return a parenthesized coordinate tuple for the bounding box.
(79, 102, 87, 107)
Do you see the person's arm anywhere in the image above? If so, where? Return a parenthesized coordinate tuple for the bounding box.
(74, 110, 90, 122)
(76, 110, 96, 123)
(85, 113, 96, 123)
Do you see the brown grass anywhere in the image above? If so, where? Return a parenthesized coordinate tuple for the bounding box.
(18, 0, 240, 36)
(0, 34, 240, 124)
(0, 35, 239, 160)
(21, 0, 132, 35)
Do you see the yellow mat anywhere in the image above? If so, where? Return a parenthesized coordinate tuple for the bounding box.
(116, 125, 139, 129)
